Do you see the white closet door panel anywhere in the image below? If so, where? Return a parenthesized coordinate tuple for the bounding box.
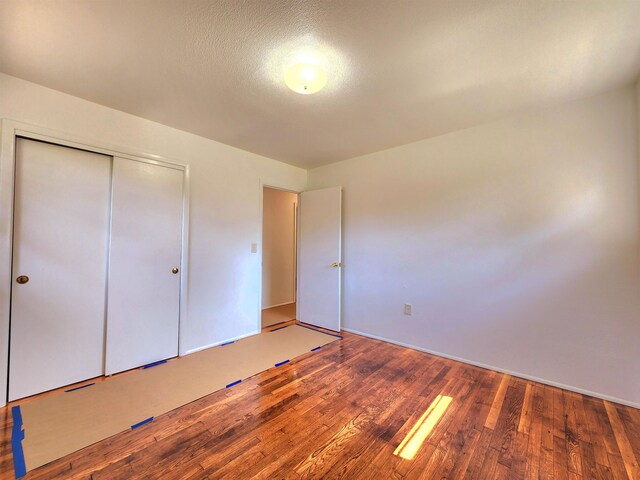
(106, 158, 183, 374)
(297, 187, 342, 332)
(9, 138, 111, 401)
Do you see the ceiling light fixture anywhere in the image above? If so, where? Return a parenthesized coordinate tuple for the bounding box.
(285, 63, 327, 94)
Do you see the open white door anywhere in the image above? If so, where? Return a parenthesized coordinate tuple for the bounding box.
(297, 186, 342, 332)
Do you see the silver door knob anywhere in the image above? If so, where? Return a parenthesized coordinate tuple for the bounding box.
(171, 267, 179, 274)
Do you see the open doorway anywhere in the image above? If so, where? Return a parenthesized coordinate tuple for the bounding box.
(261, 186, 298, 329)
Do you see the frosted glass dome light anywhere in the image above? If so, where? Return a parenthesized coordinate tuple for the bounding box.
(285, 64, 327, 94)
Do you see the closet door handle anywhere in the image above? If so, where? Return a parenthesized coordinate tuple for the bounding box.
(171, 267, 179, 274)
(16, 275, 30, 284)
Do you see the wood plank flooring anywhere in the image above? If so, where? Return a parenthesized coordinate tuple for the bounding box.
(1, 330, 639, 479)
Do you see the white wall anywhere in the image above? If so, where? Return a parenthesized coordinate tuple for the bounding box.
(3, 71, 639, 407)
(309, 85, 640, 406)
(262, 187, 298, 308)
(0, 73, 307, 358)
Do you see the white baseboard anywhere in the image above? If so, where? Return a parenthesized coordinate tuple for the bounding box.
(342, 327, 640, 410)
(184, 330, 259, 355)
(263, 301, 295, 310)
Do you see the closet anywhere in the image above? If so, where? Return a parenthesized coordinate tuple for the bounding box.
(8, 138, 184, 401)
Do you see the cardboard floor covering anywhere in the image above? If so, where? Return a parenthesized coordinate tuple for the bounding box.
(261, 302, 297, 327)
(13, 324, 339, 475)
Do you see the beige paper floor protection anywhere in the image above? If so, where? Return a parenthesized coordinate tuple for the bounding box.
(17, 324, 339, 473)
(262, 302, 297, 327)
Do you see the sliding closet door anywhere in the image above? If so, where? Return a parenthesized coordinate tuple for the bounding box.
(106, 158, 183, 374)
(9, 138, 111, 401)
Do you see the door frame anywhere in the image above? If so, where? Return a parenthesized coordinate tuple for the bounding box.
(258, 181, 302, 333)
(0, 119, 191, 406)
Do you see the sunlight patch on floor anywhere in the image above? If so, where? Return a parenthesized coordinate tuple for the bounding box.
(393, 395, 453, 460)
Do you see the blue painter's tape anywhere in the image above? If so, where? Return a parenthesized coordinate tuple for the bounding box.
(131, 417, 154, 429)
(142, 360, 167, 369)
(295, 323, 343, 338)
(270, 326, 289, 332)
(220, 341, 235, 346)
(11, 405, 26, 478)
(226, 379, 242, 388)
(275, 359, 290, 367)
(65, 382, 96, 393)
(12, 405, 23, 430)
(311, 346, 322, 351)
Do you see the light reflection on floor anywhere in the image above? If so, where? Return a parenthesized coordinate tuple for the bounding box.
(393, 394, 453, 460)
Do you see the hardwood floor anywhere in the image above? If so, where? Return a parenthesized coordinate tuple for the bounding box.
(1, 331, 639, 479)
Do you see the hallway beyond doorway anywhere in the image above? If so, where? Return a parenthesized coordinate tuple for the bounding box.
(262, 302, 296, 328)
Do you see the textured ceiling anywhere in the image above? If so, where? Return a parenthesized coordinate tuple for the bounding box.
(1, 1, 640, 168)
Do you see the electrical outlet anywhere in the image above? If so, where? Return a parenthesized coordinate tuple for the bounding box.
(404, 304, 412, 315)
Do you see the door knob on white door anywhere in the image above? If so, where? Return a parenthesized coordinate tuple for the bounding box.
(16, 275, 29, 284)
(171, 267, 179, 274)
(331, 261, 341, 268)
